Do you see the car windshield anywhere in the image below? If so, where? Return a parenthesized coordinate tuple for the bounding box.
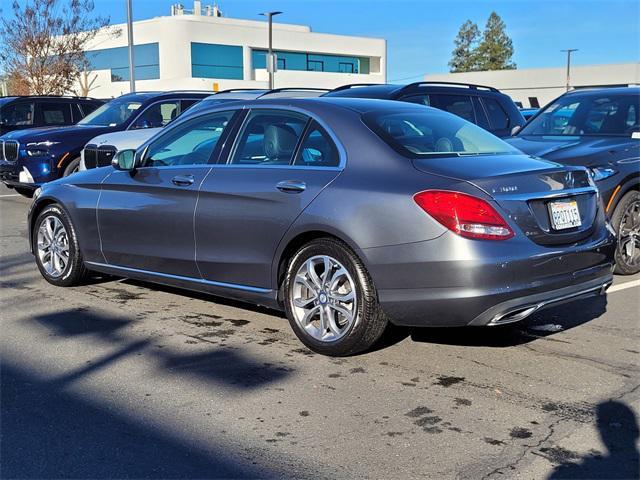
(363, 108, 518, 158)
(519, 93, 640, 137)
(78, 98, 143, 126)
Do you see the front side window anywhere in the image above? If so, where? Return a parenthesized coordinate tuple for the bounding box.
(293, 121, 340, 167)
(230, 111, 307, 166)
(40, 103, 72, 125)
(78, 98, 143, 127)
(132, 101, 180, 129)
(520, 94, 640, 136)
(142, 111, 235, 167)
(1, 102, 34, 126)
(364, 108, 518, 158)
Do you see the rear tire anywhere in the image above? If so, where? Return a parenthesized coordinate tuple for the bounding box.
(62, 157, 80, 177)
(611, 190, 640, 275)
(33, 204, 88, 286)
(283, 238, 388, 356)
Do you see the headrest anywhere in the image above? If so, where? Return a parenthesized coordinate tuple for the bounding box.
(264, 124, 298, 160)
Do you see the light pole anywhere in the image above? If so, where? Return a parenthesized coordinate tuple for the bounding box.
(260, 11, 282, 89)
(561, 49, 578, 92)
(126, 0, 136, 93)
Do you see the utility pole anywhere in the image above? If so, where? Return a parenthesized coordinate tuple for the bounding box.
(260, 11, 282, 89)
(561, 49, 578, 92)
(126, 0, 136, 93)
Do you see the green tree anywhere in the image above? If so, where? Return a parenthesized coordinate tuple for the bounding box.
(448, 20, 481, 73)
(476, 12, 516, 70)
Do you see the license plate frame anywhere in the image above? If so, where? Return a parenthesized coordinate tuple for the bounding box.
(548, 200, 582, 230)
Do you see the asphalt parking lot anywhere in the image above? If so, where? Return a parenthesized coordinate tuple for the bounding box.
(1, 183, 638, 479)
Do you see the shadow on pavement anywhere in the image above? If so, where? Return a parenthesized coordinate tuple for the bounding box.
(547, 400, 640, 479)
(31, 309, 292, 391)
(0, 362, 279, 479)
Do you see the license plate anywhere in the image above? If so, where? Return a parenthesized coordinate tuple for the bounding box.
(548, 200, 581, 230)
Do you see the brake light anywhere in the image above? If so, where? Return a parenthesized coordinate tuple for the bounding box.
(414, 190, 514, 240)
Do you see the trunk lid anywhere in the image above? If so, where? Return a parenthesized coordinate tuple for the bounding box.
(413, 153, 599, 245)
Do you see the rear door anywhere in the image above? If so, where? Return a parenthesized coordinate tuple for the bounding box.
(97, 110, 237, 277)
(195, 109, 343, 289)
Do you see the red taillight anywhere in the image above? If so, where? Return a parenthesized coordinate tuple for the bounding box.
(414, 190, 514, 241)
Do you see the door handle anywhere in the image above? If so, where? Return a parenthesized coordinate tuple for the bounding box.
(171, 174, 195, 186)
(276, 180, 306, 193)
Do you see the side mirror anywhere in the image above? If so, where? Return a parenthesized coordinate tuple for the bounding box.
(511, 125, 522, 136)
(112, 149, 137, 171)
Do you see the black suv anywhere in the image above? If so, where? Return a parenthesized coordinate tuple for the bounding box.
(0, 96, 103, 135)
(0, 91, 209, 196)
(323, 82, 525, 138)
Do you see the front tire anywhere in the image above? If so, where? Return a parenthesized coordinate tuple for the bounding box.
(33, 204, 88, 286)
(62, 157, 80, 177)
(611, 190, 640, 275)
(283, 238, 388, 356)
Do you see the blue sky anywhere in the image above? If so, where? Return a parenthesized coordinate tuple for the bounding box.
(9, 0, 640, 81)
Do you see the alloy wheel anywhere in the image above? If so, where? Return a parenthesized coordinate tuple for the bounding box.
(291, 255, 357, 342)
(37, 215, 70, 278)
(618, 199, 640, 269)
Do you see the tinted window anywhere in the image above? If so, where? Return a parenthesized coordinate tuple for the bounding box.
(1, 102, 34, 126)
(293, 121, 340, 167)
(132, 101, 180, 129)
(520, 94, 640, 136)
(429, 95, 475, 123)
(143, 111, 235, 167)
(230, 111, 307, 166)
(483, 98, 509, 130)
(40, 102, 72, 125)
(364, 109, 518, 158)
(402, 94, 431, 106)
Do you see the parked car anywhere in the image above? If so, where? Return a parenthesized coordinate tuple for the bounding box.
(80, 88, 329, 171)
(323, 82, 525, 138)
(28, 97, 615, 355)
(507, 87, 640, 274)
(0, 95, 103, 136)
(0, 91, 210, 196)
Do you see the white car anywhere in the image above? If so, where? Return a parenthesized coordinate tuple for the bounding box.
(79, 127, 161, 171)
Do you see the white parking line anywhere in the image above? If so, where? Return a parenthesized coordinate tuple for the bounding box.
(0, 194, 21, 198)
(608, 279, 640, 293)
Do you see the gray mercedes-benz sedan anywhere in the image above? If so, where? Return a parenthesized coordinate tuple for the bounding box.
(28, 98, 616, 356)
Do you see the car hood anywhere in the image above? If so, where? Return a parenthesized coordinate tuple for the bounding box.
(506, 135, 638, 167)
(87, 128, 161, 151)
(1, 124, 117, 145)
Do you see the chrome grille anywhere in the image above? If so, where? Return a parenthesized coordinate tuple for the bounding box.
(1, 140, 19, 162)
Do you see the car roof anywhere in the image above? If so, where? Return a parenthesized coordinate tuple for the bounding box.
(117, 91, 212, 102)
(324, 82, 504, 100)
(563, 86, 640, 97)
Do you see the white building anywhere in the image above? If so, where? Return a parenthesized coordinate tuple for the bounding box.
(77, 1, 386, 98)
(425, 62, 640, 108)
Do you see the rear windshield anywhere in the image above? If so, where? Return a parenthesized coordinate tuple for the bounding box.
(363, 108, 518, 158)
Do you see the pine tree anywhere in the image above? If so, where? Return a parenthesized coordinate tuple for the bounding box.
(476, 12, 516, 71)
(448, 20, 481, 73)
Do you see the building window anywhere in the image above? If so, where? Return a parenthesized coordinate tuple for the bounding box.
(86, 43, 160, 82)
(307, 60, 324, 72)
(191, 43, 243, 80)
(338, 62, 354, 73)
(252, 49, 366, 74)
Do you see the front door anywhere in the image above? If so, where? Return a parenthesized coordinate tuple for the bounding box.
(195, 109, 343, 289)
(97, 110, 237, 277)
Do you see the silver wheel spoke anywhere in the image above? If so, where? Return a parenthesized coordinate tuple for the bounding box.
(301, 305, 320, 326)
(331, 290, 354, 303)
(37, 215, 71, 279)
(307, 259, 323, 289)
(325, 306, 342, 336)
(294, 296, 316, 309)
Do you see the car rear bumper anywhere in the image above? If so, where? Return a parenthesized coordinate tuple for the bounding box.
(363, 229, 616, 327)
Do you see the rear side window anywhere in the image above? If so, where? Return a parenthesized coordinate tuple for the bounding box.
(429, 94, 475, 123)
(293, 121, 340, 167)
(40, 102, 72, 125)
(401, 94, 431, 106)
(1, 102, 34, 126)
(364, 109, 518, 158)
(230, 110, 307, 166)
(483, 98, 510, 130)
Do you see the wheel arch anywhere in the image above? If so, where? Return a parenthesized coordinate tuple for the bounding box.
(607, 176, 640, 216)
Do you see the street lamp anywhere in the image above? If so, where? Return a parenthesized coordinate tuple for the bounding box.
(561, 49, 578, 92)
(260, 11, 282, 89)
(126, 0, 136, 93)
